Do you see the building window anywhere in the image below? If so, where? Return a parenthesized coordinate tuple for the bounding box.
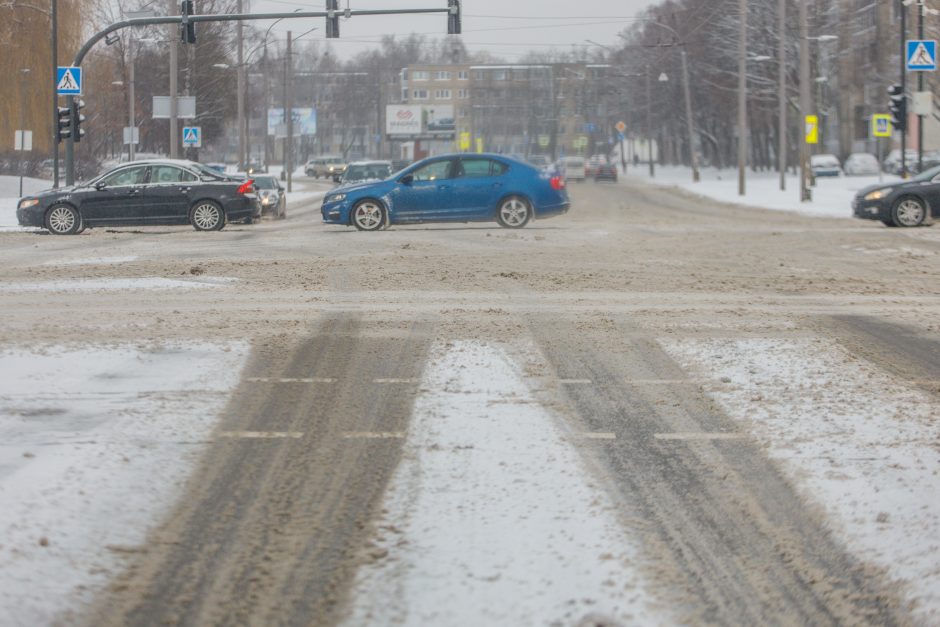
(459, 107, 469, 118)
(458, 89, 469, 99)
(435, 89, 452, 99)
(458, 70, 469, 80)
(402, 88, 409, 101)
(475, 70, 485, 80)
(434, 71, 451, 80)
(413, 89, 429, 100)
(493, 70, 507, 81)
(412, 71, 429, 81)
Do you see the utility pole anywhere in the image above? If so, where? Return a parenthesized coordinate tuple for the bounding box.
(51, 0, 58, 188)
(285, 30, 293, 192)
(128, 40, 136, 161)
(647, 66, 654, 177)
(778, 0, 786, 191)
(680, 49, 699, 182)
(799, 0, 812, 201)
(918, 1, 925, 174)
(737, 0, 747, 196)
(19, 68, 30, 198)
(169, 0, 178, 158)
(237, 0, 246, 171)
(900, 1, 908, 178)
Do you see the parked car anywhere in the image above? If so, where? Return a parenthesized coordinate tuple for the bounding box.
(305, 156, 347, 181)
(340, 160, 393, 185)
(585, 154, 607, 178)
(852, 163, 940, 227)
(16, 159, 259, 235)
(594, 162, 618, 182)
(526, 155, 552, 170)
(883, 149, 920, 175)
(843, 153, 881, 176)
(245, 161, 265, 176)
(390, 159, 411, 174)
(321, 153, 570, 231)
(810, 154, 843, 177)
(562, 156, 586, 182)
(252, 174, 287, 219)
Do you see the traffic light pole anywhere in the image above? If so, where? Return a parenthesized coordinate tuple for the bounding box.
(918, 3, 924, 174)
(900, 1, 908, 179)
(62, 4, 457, 185)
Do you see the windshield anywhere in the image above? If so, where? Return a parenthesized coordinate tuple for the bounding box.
(344, 164, 391, 181)
(911, 164, 940, 182)
(253, 176, 277, 189)
(191, 163, 226, 179)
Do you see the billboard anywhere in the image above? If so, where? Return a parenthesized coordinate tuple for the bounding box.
(267, 108, 317, 136)
(386, 105, 455, 139)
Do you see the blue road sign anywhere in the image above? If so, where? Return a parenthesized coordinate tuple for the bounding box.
(56, 67, 82, 96)
(182, 126, 201, 147)
(907, 40, 937, 71)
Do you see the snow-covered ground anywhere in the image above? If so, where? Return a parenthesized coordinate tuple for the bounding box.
(0, 342, 249, 626)
(344, 340, 671, 626)
(662, 337, 940, 624)
(622, 165, 900, 220)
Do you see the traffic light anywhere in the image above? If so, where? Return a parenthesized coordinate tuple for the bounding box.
(56, 106, 72, 143)
(71, 99, 85, 143)
(447, 0, 461, 35)
(180, 0, 196, 44)
(326, 0, 339, 39)
(888, 84, 907, 132)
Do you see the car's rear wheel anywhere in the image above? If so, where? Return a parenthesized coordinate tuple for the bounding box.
(45, 204, 82, 235)
(352, 200, 385, 231)
(892, 197, 926, 227)
(496, 196, 532, 228)
(190, 200, 225, 231)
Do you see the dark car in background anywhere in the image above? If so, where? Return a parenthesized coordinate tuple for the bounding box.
(853, 164, 940, 227)
(252, 174, 287, 220)
(16, 159, 259, 234)
(322, 153, 570, 231)
(340, 161, 394, 185)
(594, 163, 618, 182)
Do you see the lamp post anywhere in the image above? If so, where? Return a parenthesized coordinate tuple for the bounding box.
(18, 68, 31, 197)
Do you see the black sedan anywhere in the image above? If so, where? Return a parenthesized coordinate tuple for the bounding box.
(16, 159, 260, 235)
(853, 165, 940, 227)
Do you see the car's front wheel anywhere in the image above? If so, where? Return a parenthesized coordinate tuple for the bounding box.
(892, 196, 927, 227)
(190, 200, 226, 231)
(45, 204, 82, 235)
(496, 196, 532, 228)
(352, 200, 385, 231)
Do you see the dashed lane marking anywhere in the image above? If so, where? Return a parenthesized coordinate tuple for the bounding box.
(219, 431, 305, 439)
(653, 432, 745, 441)
(373, 378, 421, 384)
(247, 377, 337, 383)
(575, 432, 617, 440)
(342, 431, 406, 439)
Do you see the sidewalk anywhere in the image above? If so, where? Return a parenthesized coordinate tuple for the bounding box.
(621, 165, 899, 220)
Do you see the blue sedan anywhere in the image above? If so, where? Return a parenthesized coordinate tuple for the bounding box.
(321, 153, 570, 231)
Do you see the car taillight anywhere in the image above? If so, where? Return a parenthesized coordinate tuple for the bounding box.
(237, 179, 254, 195)
(550, 175, 565, 191)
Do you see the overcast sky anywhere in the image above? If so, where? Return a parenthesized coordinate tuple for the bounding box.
(250, 0, 661, 61)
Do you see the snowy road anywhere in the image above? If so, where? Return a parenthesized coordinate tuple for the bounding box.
(0, 177, 938, 626)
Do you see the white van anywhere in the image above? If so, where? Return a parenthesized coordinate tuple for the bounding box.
(563, 156, 586, 182)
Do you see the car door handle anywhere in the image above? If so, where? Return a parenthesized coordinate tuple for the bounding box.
(438, 185, 450, 191)
(179, 187, 191, 192)
(127, 188, 140, 195)
(492, 182, 503, 189)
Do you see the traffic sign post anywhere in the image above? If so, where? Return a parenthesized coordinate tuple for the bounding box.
(871, 114, 893, 184)
(182, 126, 201, 148)
(906, 40, 937, 72)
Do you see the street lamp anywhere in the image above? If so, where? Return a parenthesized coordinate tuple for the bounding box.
(618, 23, 700, 183)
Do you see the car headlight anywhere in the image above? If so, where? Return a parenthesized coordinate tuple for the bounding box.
(326, 193, 346, 203)
(18, 198, 39, 209)
(864, 189, 892, 201)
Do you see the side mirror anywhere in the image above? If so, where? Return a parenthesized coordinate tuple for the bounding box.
(400, 174, 414, 185)
(94, 182, 106, 191)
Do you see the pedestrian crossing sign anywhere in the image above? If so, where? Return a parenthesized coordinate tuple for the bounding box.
(56, 67, 82, 96)
(906, 40, 937, 72)
(182, 126, 201, 148)
(871, 114, 893, 138)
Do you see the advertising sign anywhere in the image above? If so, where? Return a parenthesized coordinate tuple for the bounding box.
(386, 105, 456, 139)
(805, 115, 819, 145)
(267, 108, 317, 136)
(459, 132, 472, 151)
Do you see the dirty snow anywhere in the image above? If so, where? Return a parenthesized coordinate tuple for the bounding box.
(0, 342, 249, 626)
(661, 337, 940, 623)
(0, 276, 236, 292)
(344, 340, 670, 626)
